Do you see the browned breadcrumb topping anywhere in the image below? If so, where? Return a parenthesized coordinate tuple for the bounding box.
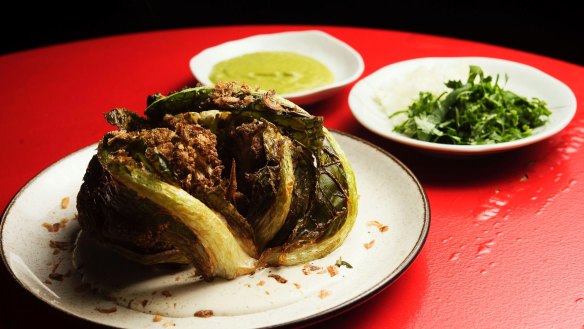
(268, 274, 288, 284)
(141, 299, 148, 307)
(364, 240, 376, 249)
(211, 82, 255, 108)
(261, 90, 285, 111)
(153, 314, 163, 322)
(210, 82, 293, 113)
(319, 290, 330, 299)
(95, 306, 117, 314)
(161, 290, 172, 297)
(107, 120, 224, 196)
(327, 265, 339, 277)
(194, 310, 214, 318)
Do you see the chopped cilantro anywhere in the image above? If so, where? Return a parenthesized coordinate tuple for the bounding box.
(335, 257, 353, 268)
(390, 65, 551, 145)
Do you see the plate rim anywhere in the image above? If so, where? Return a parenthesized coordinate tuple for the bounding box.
(276, 130, 430, 328)
(349, 56, 577, 155)
(0, 130, 430, 328)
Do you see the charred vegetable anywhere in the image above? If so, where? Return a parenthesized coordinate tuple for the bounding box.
(77, 82, 358, 280)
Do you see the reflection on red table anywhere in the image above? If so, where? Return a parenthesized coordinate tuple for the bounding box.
(1, 25, 583, 328)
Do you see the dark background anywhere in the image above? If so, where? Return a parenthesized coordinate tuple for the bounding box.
(1, 1, 582, 66)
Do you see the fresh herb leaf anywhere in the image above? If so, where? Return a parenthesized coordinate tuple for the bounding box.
(390, 65, 551, 145)
(335, 257, 353, 268)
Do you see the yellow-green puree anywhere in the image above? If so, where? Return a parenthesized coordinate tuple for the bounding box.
(209, 51, 334, 94)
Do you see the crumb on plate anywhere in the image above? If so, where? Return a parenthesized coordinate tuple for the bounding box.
(61, 196, 70, 209)
(194, 310, 214, 318)
(364, 240, 375, 249)
(268, 274, 288, 284)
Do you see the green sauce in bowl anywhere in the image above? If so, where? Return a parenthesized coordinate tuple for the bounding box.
(209, 51, 334, 94)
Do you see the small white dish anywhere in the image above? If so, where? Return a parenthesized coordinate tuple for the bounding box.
(1, 132, 429, 329)
(190, 30, 365, 105)
(349, 57, 577, 155)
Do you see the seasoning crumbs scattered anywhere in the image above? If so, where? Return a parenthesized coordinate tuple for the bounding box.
(61, 196, 70, 209)
(163, 322, 176, 327)
(364, 240, 376, 249)
(293, 283, 301, 289)
(153, 314, 163, 322)
(194, 310, 214, 318)
(265, 290, 270, 295)
(42, 222, 60, 233)
(49, 240, 73, 253)
(367, 220, 389, 232)
(319, 290, 330, 299)
(268, 274, 288, 284)
(161, 290, 172, 297)
(302, 264, 321, 275)
(257, 280, 265, 286)
(326, 265, 339, 277)
(42, 218, 70, 233)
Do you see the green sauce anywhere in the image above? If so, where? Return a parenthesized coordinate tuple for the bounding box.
(209, 51, 334, 94)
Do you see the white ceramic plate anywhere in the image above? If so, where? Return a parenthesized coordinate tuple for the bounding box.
(1, 132, 429, 329)
(349, 57, 577, 155)
(190, 30, 364, 105)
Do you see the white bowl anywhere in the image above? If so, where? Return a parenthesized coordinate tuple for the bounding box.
(349, 57, 577, 155)
(190, 30, 364, 105)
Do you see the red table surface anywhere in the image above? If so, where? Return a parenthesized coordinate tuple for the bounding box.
(1, 25, 583, 328)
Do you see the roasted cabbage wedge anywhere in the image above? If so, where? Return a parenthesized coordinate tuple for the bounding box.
(77, 82, 358, 280)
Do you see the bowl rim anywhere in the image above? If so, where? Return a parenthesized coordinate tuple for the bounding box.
(349, 56, 577, 155)
(189, 29, 365, 100)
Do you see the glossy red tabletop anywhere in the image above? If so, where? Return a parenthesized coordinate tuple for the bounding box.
(1, 25, 583, 328)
